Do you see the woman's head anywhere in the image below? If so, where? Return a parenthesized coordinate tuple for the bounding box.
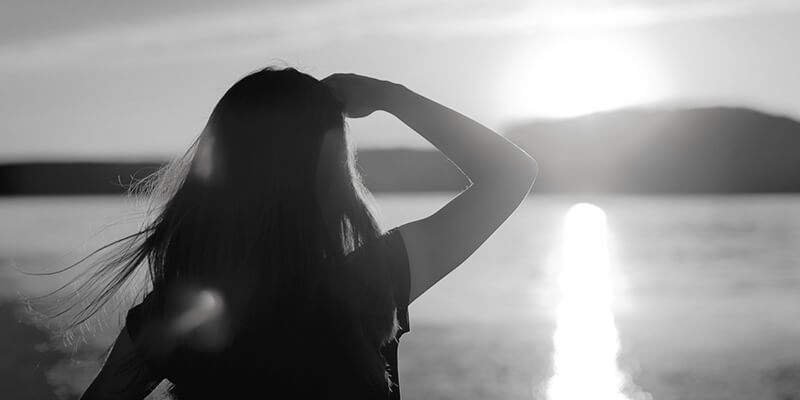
(35, 66, 397, 396)
(160, 66, 383, 307)
(147, 66, 378, 254)
(181, 68, 379, 252)
(193, 68, 346, 198)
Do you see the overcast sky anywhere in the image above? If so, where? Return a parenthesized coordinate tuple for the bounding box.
(1, 0, 799, 161)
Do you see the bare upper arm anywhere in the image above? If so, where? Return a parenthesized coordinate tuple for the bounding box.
(397, 160, 537, 303)
(80, 326, 161, 400)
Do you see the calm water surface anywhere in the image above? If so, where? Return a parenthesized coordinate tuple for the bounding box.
(1, 194, 799, 399)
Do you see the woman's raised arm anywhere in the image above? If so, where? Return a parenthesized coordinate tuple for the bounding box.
(324, 74, 538, 304)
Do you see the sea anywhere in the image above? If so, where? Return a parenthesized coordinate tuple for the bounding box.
(1, 194, 799, 400)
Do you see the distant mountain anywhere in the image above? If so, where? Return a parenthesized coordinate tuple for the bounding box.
(1, 107, 799, 195)
(0, 162, 161, 195)
(0, 150, 468, 195)
(505, 106, 800, 193)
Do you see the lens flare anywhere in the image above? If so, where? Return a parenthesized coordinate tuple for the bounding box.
(192, 135, 216, 182)
(547, 203, 628, 400)
(171, 289, 223, 334)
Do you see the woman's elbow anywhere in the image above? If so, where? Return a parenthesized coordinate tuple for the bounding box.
(525, 156, 539, 183)
(488, 155, 538, 196)
(512, 154, 538, 189)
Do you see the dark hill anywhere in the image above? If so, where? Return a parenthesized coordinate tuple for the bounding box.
(0, 150, 467, 195)
(2, 107, 799, 195)
(505, 107, 800, 193)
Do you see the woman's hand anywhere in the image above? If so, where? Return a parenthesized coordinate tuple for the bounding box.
(322, 73, 396, 118)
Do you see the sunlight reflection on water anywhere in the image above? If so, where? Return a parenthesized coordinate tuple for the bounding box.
(546, 203, 645, 400)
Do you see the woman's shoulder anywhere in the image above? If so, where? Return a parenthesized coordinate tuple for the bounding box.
(347, 228, 407, 268)
(333, 227, 411, 336)
(332, 228, 409, 289)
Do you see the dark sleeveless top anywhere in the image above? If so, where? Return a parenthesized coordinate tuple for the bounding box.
(125, 227, 411, 399)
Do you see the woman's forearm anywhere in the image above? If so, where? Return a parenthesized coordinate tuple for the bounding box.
(378, 83, 537, 185)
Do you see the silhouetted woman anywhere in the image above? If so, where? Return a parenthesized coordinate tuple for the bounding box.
(71, 67, 537, 399)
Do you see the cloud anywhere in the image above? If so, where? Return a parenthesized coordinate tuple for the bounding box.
(0, 0, 798, 71)
(0, 0, 424, 70)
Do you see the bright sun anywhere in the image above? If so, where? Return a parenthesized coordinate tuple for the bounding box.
(500, 35, 665, 120)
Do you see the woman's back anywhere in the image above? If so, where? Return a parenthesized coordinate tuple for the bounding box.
(123, 227, 411, 399)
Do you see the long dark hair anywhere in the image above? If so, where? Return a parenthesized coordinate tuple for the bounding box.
(33, 67, 400, 398)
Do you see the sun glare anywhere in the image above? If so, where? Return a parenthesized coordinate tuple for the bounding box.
(547, 203, 629, 400)
(501, 35, 665, 120)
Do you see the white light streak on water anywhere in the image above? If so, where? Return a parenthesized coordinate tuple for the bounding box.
(547, 203, 629, 400)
